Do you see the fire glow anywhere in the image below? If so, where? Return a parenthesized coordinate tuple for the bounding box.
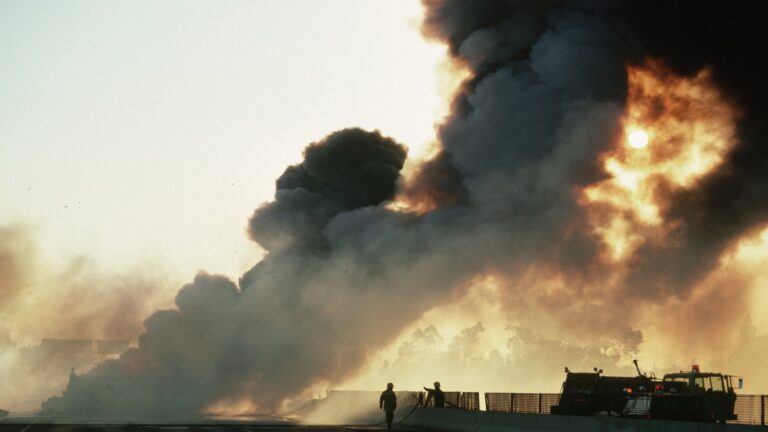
(581, 60, 739, 261)
(627, 129, 649, 149)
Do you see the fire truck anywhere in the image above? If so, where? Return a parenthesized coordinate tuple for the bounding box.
(551, 362, 742, 423)
(657, 364, 741, 422)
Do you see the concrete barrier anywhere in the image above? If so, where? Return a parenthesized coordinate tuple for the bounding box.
(401, 408, 768, 432)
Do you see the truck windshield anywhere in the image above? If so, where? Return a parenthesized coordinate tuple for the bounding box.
(694, 377, 706, 389)
(710, 376, 725, 391)
(693, 376, 725, 391)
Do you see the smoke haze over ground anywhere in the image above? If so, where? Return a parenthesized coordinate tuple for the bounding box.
(16, 0, 768, 417)
(0, 224, 173, 412)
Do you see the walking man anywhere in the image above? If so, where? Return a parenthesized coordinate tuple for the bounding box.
(380, 382, 397, 429)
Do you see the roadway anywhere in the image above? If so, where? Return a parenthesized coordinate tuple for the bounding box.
(0, 422, 417, 432)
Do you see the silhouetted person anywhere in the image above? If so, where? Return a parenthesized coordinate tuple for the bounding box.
(380, 382, 397, 429)
(423, 381, 445, 408)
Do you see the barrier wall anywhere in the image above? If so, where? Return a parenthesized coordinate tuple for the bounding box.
(485, 392, 767, 425)
(401, 407, 768, 432)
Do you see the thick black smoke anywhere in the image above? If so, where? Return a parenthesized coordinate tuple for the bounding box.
(401, 150, 468, 210)
(44, 0, 768, 417)
(418, 0, 768, 315)
(247, 128, 407, 253)
(613, 1, 768, 297)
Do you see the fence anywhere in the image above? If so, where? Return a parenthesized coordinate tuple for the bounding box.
(732, 394, 766, 425)
(484, 392, 767, 425)
(485, 393, 560, 414)
(423, 392, 481, 410)
(320, 389, 768, 424)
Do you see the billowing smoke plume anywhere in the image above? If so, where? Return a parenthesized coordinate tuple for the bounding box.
(245, 129, 407, 253)
(43, 128, 476, 417)
(44, 0, 768, 417)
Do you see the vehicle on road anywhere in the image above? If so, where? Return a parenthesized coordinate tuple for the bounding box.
(551, 362, 741, 423)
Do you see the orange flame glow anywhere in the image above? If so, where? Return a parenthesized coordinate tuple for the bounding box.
(581, 60, 739, 261)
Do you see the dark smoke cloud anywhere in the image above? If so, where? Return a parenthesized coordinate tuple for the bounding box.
(609, 1, 768, 298)
(401, 150, 468, 210)
(421, 0, 519, 56)
(247, 128, 407, 253)
(44, 0, 768, 417)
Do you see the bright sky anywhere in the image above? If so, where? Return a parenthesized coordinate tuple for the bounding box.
(0, 0, 450, 283)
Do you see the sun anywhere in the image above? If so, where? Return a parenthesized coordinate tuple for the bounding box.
(627, 129, 650, 149)
(580, 60, 737, 262)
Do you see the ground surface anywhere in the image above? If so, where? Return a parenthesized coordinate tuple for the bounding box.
(0, 422, 418, 432)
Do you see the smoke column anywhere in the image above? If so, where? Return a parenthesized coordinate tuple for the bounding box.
(44, 0, 768, 416)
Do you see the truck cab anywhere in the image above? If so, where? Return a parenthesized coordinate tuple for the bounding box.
(660, 366, 740, 422)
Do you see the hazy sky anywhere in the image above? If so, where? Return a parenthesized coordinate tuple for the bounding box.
(0, 0, 449, 281)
